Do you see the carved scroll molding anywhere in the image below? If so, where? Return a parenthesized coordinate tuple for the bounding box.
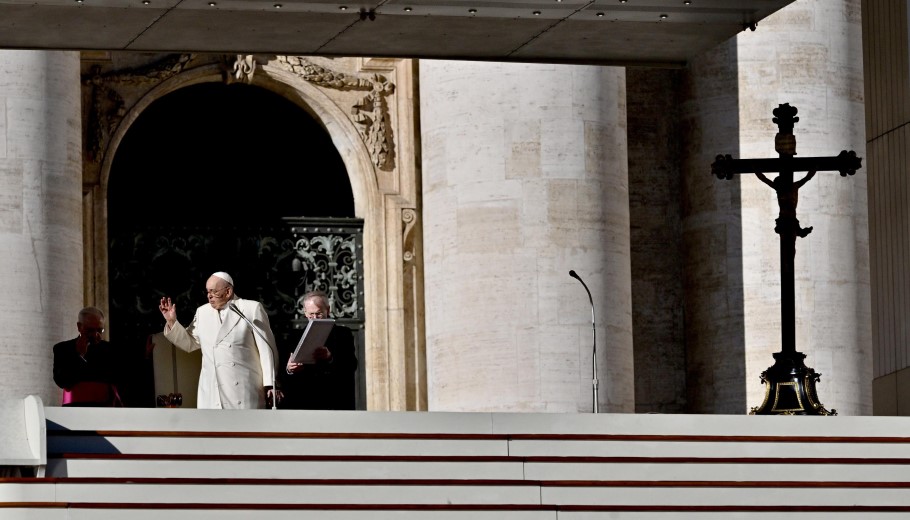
(400, 206, 427, 410)
(402, 208, 417, 264)
(273, 55, 396, 171)
(82, 54, 195, 163)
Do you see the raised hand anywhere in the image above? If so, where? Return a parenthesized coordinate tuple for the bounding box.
(159, 297, 177, 326)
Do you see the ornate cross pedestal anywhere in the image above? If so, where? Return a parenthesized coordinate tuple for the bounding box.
(755, 351, 829, 415)
(712, 103, 862, 416)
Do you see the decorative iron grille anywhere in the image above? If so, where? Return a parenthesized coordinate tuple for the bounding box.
(282, 218, 364, 324)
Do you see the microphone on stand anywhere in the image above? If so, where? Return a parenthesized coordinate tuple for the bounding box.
(569, 270, 598, 414)
(228, 302, 248, 321)
(229, 303, 279, 410)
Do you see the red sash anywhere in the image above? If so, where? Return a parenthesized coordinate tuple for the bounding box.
(62, 381, 123, 407)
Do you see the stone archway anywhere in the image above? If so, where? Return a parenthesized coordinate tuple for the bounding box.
(82, 54, 426, 411)
(105, 81, 360, 408)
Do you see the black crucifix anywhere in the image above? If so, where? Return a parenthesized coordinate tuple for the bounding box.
(712, 103, 861, 416)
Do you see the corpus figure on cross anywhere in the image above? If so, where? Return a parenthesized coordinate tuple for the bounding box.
(754, 169, 816, 239)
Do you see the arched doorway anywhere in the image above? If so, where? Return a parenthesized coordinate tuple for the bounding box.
(84, 54, 425, 411)
(106, 81, 364, 408)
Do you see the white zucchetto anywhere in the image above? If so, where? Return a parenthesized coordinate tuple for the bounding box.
(211, 271, 234, 287)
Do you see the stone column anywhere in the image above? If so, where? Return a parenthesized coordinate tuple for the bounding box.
(420, 61, 633, 412)
(682, 0, 870, 414)
(0, 50, 83, 405)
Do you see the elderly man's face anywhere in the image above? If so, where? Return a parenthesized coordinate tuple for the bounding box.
(303, 298, 328, 319)
(205, 276, 233, 310)
(77, 313, 105, 345)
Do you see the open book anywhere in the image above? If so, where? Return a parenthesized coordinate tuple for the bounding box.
(290, 318, 335, 364)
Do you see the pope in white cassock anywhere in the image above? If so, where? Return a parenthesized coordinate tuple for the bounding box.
(158, 271, 280, 409)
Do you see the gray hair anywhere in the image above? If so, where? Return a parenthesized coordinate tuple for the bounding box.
(303, 290, 330, 311)
(78, 306, 105, 324)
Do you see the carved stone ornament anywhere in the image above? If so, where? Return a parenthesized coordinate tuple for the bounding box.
(402, 208, 417, 263)
(82, 54, 195, 163)
(227, 54, 257, 84)
(274, 55, 396, 171)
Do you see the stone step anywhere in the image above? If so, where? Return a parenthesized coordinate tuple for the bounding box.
(0, 507, 561, 520)
(46, 431, 910, 459)
(5, 479, 910, 514)
(43, 453, 910, 481)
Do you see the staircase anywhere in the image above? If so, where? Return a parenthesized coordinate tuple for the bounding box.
(3, 403, 910, 518)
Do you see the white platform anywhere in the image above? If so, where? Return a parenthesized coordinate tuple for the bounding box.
(2, 401, 910, 518)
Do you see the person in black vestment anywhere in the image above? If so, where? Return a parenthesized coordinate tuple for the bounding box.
(53, 306, 123, 407)
(280, 290, 357, 410)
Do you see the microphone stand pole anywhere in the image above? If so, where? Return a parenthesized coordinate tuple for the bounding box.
(229, 304, 278, 410)
(570, 270, 598, 413)
(171, 341, 181, 406)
